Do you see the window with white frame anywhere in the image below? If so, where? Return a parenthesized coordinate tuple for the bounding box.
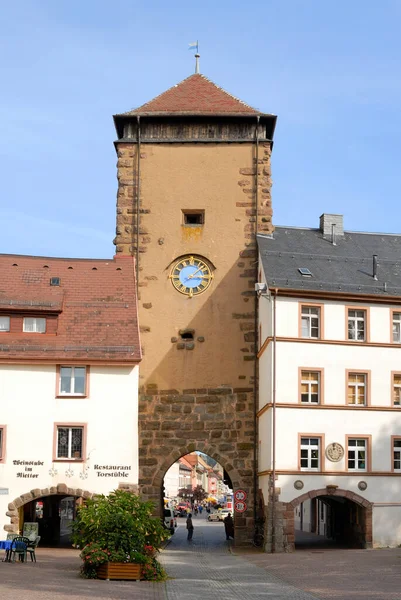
(59, 366, 87, 396)
(393, 374, 401, 406)
(0, 317, 10, 332)
(301, 371, 320, 404)
(301, 306, 320, 339)
(348, 310, 366, 341)
(347, 439, 367, 471)
(393, 312, 401, 343)
(23, 317, 46, 333)
(347, 373, 367, 405)
(56, 426, 83, 459)
(393, 439, 401, 471)
(300, 437, 320, 470)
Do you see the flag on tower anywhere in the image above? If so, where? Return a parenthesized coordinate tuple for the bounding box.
(188, 41, 198, 53)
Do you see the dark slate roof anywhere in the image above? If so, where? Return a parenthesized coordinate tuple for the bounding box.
(257, 227, 401, 297)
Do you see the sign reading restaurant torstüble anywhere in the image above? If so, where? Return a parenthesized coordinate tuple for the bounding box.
(94, 464, 131, 478)
(13, 460, 44, 478)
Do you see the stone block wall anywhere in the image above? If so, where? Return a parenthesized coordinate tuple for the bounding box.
(139, 385, 256, 544)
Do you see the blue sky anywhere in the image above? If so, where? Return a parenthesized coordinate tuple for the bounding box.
(2, 0, 401, 258)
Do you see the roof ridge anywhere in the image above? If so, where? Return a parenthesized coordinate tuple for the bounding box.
(196, 73, 259, 112)
(121, 74, 196, 115)
(271, 225, 401, 237)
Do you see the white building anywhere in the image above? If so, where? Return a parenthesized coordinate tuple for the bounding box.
(257, 214, 401, 551)
(0, 253, 141, 545)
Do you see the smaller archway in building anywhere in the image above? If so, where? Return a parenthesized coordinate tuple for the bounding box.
(289, 487, 372, 551)
(6, 484, 94, 547)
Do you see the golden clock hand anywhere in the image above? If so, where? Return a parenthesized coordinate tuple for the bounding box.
(187, 265, 205, 279)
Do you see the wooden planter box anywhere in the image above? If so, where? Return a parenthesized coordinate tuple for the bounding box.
(97, 562, 143, 580)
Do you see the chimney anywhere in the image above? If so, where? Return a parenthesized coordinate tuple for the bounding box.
(320, 214, 344, 239)
(373, 255, 378, 280)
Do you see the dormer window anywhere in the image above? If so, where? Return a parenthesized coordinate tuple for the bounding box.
(23, 317, 46, 333)
(0, 317, 10, 332)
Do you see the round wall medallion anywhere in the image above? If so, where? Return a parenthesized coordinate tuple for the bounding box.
(358, 481, 368, 491)
(294, 480, 304, 490)
(325, 442, 344, 462)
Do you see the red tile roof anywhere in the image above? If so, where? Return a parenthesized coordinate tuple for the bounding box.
(116, 74, 265, 116)
(0, 254, 141, 363)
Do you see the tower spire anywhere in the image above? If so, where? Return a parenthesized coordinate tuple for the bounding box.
(195, 52, 200, 74)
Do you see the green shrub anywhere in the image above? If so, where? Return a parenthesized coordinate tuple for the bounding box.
(72, 489, 168, 580)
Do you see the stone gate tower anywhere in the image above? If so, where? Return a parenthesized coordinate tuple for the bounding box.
(113, 72, 276, 543)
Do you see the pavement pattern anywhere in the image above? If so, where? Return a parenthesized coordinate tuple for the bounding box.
(1, 513, 401, 599)
(161, 513, 318, 600)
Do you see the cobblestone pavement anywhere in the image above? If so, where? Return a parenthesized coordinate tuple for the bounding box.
(1, 515, 400, 600)
(234, 541, 401, 600)
(161, 513, 319, 600)
(0, 547, 161, 600)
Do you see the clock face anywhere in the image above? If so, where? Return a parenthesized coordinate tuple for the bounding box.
(169, 256, 213, 297)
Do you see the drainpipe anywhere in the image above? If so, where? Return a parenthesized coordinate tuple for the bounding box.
(136, 116, 141, 293)
(271, 288, 277, 552)
(253, 116, 260, 529)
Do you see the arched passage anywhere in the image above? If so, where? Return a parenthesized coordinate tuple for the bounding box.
(159, 448, 250, 544)
(285, 487, 373, 551)
(5, 483, 94, 546)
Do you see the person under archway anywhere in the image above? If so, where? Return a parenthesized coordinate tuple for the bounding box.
(224, 512, 234, 541)
(186, 513, 194, 541)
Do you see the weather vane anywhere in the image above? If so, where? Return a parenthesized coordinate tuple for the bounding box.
(188, 41, 200, 74)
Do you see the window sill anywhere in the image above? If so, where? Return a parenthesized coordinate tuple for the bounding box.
(300, 402, 321, 406)
(56, 394, 88, 399)
(53, 458, 84, 463)
(347, 470, 367, 473)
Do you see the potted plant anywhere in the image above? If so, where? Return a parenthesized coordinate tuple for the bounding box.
(72, 489, 169, 580)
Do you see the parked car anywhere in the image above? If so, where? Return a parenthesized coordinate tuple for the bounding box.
(207, 511, 221, 521)
(163, 508, 178, 533)
(207, 509, 231, 522)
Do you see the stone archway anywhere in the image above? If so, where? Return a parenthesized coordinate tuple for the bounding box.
(155, 444, 248, 544)
(139, 385, 256, 546)
(5, 483, 94, 533)
(272, 487, 373, 552)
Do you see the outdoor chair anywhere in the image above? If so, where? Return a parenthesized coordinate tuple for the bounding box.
(10, 536, 30, 563)
(26, 536, 40, 562)
(6, 533, 18, 541)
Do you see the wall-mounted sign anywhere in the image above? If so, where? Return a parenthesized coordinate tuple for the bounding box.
(0, 489, 9, 495)
(234, 500, 247, 513)
(13, 460, 44, 479)
(234, 489, 247, 502)
(94, 464, 131, 478)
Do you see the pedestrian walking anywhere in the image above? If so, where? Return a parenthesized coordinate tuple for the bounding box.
(224, 512, 234, 541)
(194, 506, 198, 516)
(186, 513, 194, 541)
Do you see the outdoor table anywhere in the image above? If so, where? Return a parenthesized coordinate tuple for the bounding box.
(0, 540, 13, 562)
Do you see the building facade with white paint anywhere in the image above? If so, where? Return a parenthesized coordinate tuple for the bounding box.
(0, 254, 141, 545)
(257, 214, 401, 550)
